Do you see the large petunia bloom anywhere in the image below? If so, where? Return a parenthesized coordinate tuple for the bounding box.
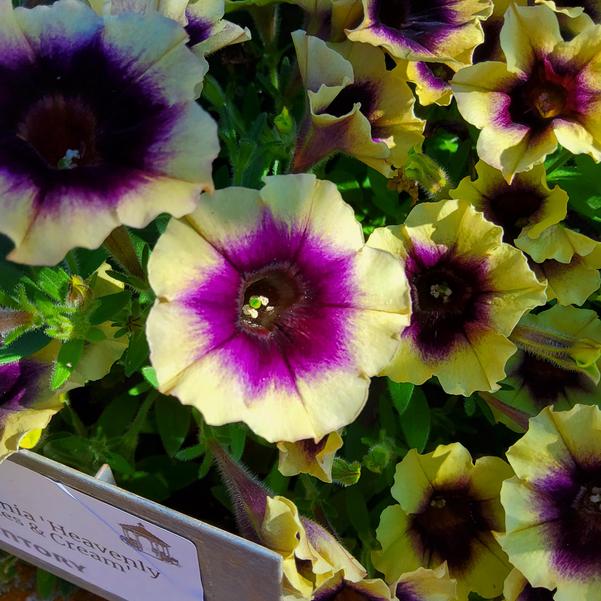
(0, 0, 218, 265)
(0, 355, 63, 461)
(147, 174, 411, 443)
(450, 161, 568, 244)
(452, 4, 601, 182)
(516, 224, 601, 305)
(367, 199, 546, 396)
(89, 0, 250, 79)
(490, 304, 601, 430)
(292, 31, 424, 176)
(500, 404, 601, 601)
(373, 443, 513, 601)
(346, 0, 492, 64)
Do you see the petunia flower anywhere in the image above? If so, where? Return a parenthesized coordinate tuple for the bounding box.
(0, 0, 218, 265)
(147, 174, 411, 443)
(277, 431, 343, 483)
(0, 354, 63, 461)
(373, 443, 513, 601)
(212, 443, 366, 599)
(312, 571, 393, 601)
(367, 199, 546, 396)
(500, 404, 601, 601)
(450, 161, 568, 244)
(89, 0, 250, 78)
(503, 568, 556, 601)
(346, 0, 493, 64)
(393, 564, 458, 601)
(291, 31, 424, 176)
(452, 4, 601, 182)
(489, 304, 601, 431)
(515, 223, 601, 305)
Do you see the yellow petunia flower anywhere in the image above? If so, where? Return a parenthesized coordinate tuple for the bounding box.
(490, 304, 601, 431)
(346, 0, 493, 64)
(277, 431, 343, 483)
(312, 571, 393, 601)
(452, 4, 601, 182)
(516, 223, 601, 305)
(292, 31, 424, 176)
(450, 161, 568, 244)
(0, 0, 218, 265)
(367, 199, 546, 396)
(500, 404, 601, 601)
(147, 174, 411, 443)
(373, 443, 513, 601)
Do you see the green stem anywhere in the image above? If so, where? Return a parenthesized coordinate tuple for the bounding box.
(121, 391, 158, 461)
(546, 147, 572, 174)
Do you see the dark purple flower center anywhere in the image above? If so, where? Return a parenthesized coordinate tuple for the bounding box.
(408, 484, 492, 573)
(239, 266, 306, 335)
(322, 82, 377, 119)
(405, 247, 490, 359)
(17, 95, 100, 170)
(515, 353, 595, 405)
(485, 187, 545, 242)
(538, 463, 601, 578)
(517, 584, 556, 601)
(509, 60, 576, 130)
(300, 437, 328, 455)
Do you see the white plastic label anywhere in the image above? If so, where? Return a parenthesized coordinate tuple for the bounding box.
(0, 460, 204, 601)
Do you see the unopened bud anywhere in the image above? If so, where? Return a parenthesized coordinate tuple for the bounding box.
(404, 150, 451, 200)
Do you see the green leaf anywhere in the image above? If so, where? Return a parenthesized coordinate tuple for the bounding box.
(155, 396, 192, 456)
(51, 339, 85, 390)
(141, 365, 159, 388)
(400, 388, 431, 452)
(89, 291, 130, 325)
(332, 457, 362, 487)
(35, 569, 56, 599)
(36, 267, 70, 301)
(123, 329, 149, 376)
(0, 330, 50, 365)
(175, 444, 205, 462)
(388, 380, 414, 417)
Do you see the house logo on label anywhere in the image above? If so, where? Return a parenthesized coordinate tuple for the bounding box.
(119, 522, 181, 567)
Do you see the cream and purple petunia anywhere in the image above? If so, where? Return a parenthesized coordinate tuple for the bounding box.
(452, 4, 601, 182)
(491, 304, 601, 431)
(500, 404, 601, 601)
(291, 31, 424, 177)
(147, 174, 411, 443)
(0, 0, 218, 265)
(0, 357, 63, 461)
(346, 0, 493, 64)
(450, 161, 568, 245)
(311, 571, 393, 601)
(373, 443, 513, 600)
(367, 199, 547, 396)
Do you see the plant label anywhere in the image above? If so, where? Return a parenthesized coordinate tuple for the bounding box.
(0, 451, 282, 601)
